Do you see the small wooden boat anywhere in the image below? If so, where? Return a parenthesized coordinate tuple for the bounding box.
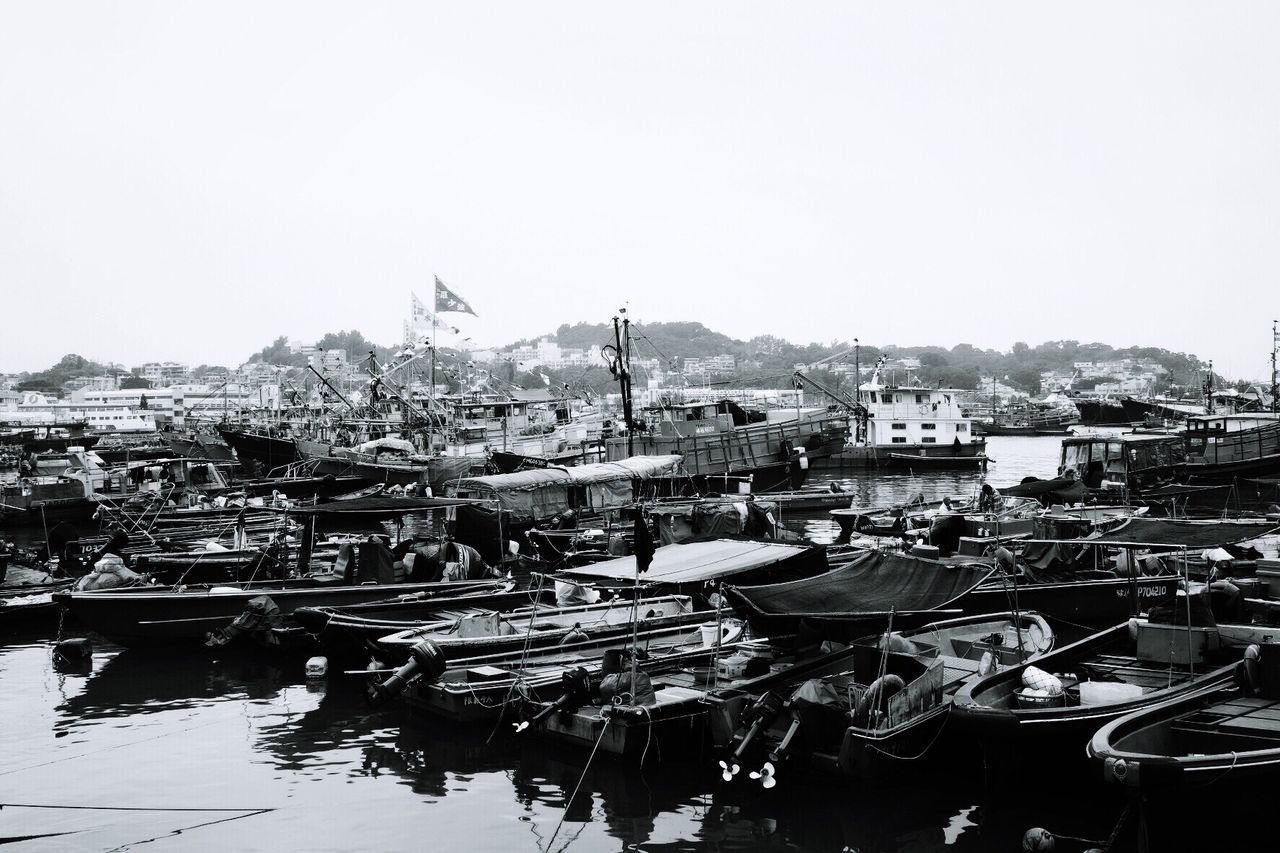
(951, 618, 1266, 758)
(1, 575, 76, 630)
(888, 452, 988, 470)
(54, 577, 508, 646)
(293, 584, 557, 662)
(374, 595, 695, 663)
(396, 617, 748, 725)
(1088, 645, 1280, 793)
(707, 611, 1054, 782)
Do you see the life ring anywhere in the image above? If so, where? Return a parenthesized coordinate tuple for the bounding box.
(850, 674, 905, 728)
(1237, 644, 1261, 697)
(1024, 615, 1054, 654)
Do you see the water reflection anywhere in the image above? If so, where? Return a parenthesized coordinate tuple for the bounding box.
(56, 647, 293, 725)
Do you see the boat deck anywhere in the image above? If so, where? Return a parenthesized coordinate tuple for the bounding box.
(942, 657, 982, 695)
(1173, 696, 1280, 743)
(1084, 653, 1200, 692)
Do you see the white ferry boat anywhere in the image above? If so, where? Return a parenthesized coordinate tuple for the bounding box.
(819, 365, 987, 469)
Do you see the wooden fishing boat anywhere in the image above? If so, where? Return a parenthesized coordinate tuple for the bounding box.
(373, 595, 695, 663)
(1088, 647, 1280, 793)
(292, 584, 557, 662)
(708, 612, 1055, 783)
(521, 625, 772, 759)
(887, 452, 988, 470)
(1, 575, 77, 630)
(394, 617, 748, 725)
(53, 577, 508, 646)
(215, 424, 300, 472)
(950, 618, 1267, 757)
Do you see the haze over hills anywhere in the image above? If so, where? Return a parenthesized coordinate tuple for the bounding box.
(8, 321, 1238, 399)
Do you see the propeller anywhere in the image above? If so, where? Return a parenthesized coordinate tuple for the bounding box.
(748, 761, 777, 789)
(718, 759, 740, 782)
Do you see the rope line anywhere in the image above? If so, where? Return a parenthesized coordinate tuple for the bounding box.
(545, 717, 611, 850)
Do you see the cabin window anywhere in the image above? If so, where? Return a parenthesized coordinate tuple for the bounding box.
(869, 392, 877, 403)
(891, 423, 906, 430)
(915, 394, 925, 404)
(891, 436, 907, 444)
(956, 424, 968, 432)
(922, 437, 936, 443)
(894, 394, 902, 403)
(921, 423, 936, 430)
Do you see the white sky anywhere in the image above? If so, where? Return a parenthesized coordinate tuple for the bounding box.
(2, 3, 1277, 378)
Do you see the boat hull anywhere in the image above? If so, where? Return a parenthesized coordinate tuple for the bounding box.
(54, 579, 504, 646)
(216, 426, 300, 472)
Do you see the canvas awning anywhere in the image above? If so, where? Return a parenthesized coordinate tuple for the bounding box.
(559, 538, 815, 584)
(448, 454, 683, 520)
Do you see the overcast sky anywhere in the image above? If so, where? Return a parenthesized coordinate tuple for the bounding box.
(2, 3, 1277, 379)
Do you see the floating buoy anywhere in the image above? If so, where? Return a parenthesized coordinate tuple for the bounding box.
(305, 656, 328, 679)
(54, 637, 93, 662)
(1021, 827, 1055, 851)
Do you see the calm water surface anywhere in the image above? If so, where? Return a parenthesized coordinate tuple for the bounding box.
(0, 435, 1214, 852)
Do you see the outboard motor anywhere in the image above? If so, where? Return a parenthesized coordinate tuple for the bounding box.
(720, 692, 785, 780)
(515, 666, 592, 733)
(769, 679, 841, 764)
(367, 640, 446, 707)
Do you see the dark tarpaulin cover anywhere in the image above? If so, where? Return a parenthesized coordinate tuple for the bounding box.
(206, 595, 283, 648)
(454, 503, 505, 563)
(1083, 519, 1280, 548)
(998, 477, 1090, 503)
(724, 550, 993, 618)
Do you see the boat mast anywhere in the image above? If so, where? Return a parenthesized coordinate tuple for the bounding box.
(610, 313, 635, 457)
(1203, 360, 1215, 415)
(854, 339, 862, 444)
(1272, 320, 1278, 414)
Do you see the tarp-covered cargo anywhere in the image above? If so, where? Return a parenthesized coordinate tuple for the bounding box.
(723, 550, 994, 635)
(1079, 518, 1280, 549)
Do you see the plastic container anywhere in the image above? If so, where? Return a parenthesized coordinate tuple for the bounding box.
(305, 656, 328, 678)
(700, 622, 729, 646)
(1078, 681, 1144, 706)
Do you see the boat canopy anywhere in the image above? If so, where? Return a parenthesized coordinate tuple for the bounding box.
(449, 455, 682, 520)
(558, 538, 815, 584)
(724, 550, 994, 619)
(354, 437, 417, 455)
(1079, 518, 1280, 549)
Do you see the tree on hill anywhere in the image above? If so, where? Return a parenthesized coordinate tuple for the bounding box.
(119, 375, 152, 390)
(248, 336, 296, 365)
(15, 354, 114, 394)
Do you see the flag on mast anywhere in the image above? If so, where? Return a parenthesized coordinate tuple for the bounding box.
(435, 276, 477, 316)
(411, 291, 435, 323)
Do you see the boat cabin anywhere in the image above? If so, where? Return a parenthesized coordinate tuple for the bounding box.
(1059, 434, 1187, 492)
(858, 384, 976, 448)
(1182, 414, 1280, 474)
(448, 454, 682, 521)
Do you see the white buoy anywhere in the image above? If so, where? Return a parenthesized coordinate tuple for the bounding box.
(305, 656, 329, 678)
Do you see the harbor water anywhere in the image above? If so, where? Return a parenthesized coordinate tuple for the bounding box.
(0, 436, 1257, 851)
